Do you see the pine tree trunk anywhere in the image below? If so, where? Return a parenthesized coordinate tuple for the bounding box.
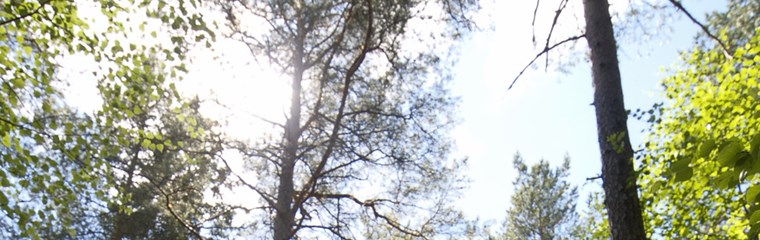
(582, 0, 646, 239)
(273, 6, 307, 239)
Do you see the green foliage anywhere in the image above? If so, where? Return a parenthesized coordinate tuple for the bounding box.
(98, 89, 233, 240)
(574, 191, 610, 240)
(704, 0, 760, 50)
(503, 153, 579, 240)
(0, 0, 215, 237)
(639, 29, 760, 239)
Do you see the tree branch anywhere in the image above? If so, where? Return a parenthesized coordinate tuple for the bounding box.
(218, 154, 277, 208)
(543, 0, 570, 69)
(0, 0, 51, 26)
(295, 0, 375, 213)
(144, 178, 205, 239)
(585, 175, 602, 181)
(302, 192, 427, 239)
(667, 0, 733, 59)
(509, 34, 585, 90)
(531, 0, 541, 45)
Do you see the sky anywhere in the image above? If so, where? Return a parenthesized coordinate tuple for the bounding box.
(170, 0, 727, 229)
(450, 0, 725, 225)
(58, 0, 727, 235)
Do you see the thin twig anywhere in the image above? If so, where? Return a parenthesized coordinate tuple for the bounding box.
(509, 34, 585, 90)
(667, 0, 733, 59)
(543, 0, 570, 69)
(218, 154, 277, 208)
(531, 0, 541, 45)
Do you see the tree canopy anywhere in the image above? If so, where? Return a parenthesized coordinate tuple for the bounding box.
(207, 0, 480, 238)
(639, 30, 760, 239)
(5, 0, 760, 239)
(1, 0, 217, 238)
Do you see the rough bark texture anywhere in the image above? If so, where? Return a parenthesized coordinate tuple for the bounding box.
(582, 0, 646, 239)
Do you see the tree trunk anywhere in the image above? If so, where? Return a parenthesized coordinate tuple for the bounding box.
(273, 5, 306, 239)
(582, 0, 646, 239)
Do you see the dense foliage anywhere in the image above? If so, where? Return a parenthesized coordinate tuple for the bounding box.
(1, 0, 216, 238)
(635, 1, 760, 238)
(638, 31, 760, 238)
(6, 0, 759, 239)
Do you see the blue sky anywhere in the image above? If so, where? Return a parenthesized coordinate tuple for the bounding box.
(451, 0, 725, 224)
(58, 0, 728, 234)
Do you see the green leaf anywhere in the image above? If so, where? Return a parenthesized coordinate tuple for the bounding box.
(673, 167, 693, 182)
(671, 158, 691, 172)
(698, 139, 716, 157)
(42, 102, 51, 113)
(747, 185, 760, 203)
(141, 139, 151, 149)
(1, 134, 10, 147)
(751, 210, 760, 225)
(717, 140, 743, 167)
(0, 192, 7, 206)
(18, 211, 29, 227)
(716, 171, 740, 189)
(10, 78, 24, 88)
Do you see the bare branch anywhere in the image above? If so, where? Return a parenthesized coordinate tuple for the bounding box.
(543, 0, 570, 69)
(218, 154, 278, 208)
(509, 34, 585, 90)
(295, 0, 376, 212)
(301, 192, 427, 239)
(667, 0, 733, 59)
(585, 175, 602, 181)
(531, 0, 541, 45)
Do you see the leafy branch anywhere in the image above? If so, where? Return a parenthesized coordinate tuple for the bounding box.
(0, 0, 52, 26)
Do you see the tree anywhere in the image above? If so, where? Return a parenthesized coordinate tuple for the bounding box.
(503, 153, 578, 240)
(103, 99, 233, 240)
(703, 0, 759, 50)
(635, 1, 760, 238)
(581, 1, 647, 239)
(640, 1, 760, 239)
(209, 0, 478, 238)
(639, 33, 760, 238)
(95, 65, 234, 239)
(512, 0, 651, 238)
(0, 0, 214, 238)
(574, 191, 610, 240)
(34, 80, 236, 240)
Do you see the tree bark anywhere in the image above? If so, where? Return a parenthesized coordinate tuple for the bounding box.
(273, 3, 307, 239)
(582, 0, 646, 239)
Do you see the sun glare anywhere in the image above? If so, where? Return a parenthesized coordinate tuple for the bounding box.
(182, 38, 291, 142)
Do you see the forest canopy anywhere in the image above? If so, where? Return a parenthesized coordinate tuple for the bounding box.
(1, 0, 759, 239)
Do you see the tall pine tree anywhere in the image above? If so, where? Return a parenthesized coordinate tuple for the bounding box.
(504, 153, 579, 240)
